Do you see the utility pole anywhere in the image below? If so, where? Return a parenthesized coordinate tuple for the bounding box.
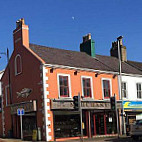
(117, 36, 125, 135)
(78, 93, 83, 142)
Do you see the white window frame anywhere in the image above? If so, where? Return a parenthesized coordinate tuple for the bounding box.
(102, 78, 112, 100)
(122, 82, 128, 99)
(81, 76, 94, 99)
(136, 83, 142, 100)
(5, 85, 9, 106)
(57, 73, 72, 99)
(15, 54, 22, 76)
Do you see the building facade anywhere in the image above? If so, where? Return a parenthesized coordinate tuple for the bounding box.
(0, 19, 122, 141)
(105, 37, 142, 134)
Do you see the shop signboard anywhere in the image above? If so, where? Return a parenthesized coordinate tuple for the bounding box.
(81, 101, 111, 109)
(11, 100, 36, 114)
(123, 101, 142, 111)
(51, 99, 121, 110)
(50, 99, 74, 110)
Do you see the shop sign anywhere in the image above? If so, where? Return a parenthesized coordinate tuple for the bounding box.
(17, 88, 32, 98)
(51, 99, 74, 110)
(81, 101, 111, 109)
(11, 100, 36, 114)
(123, 101, 142, 111)
(51, 99, 121, 110)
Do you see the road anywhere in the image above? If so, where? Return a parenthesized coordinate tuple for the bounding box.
(0, 136, 141, 142)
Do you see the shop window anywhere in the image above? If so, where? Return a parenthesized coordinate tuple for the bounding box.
(136, 83, 142, 99)
(54, 114, 80, 138)
(5, 85, 10, 106)
(82, 77, 92, 98)
(102, 79, 111, 99)
(122, 82, 127, 98)
(58, 74, 71, 98)
(15, 54, 22, 75)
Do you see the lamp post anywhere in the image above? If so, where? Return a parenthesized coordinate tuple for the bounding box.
(0, 48, 13, 137)
(117, 36, 125, 135)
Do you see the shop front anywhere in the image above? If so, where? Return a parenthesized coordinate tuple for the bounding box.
(10, 100, 37, 140)
(123, 101, 142, 135)
(51, 99, 120, 140)
(81, 101, 118, 137)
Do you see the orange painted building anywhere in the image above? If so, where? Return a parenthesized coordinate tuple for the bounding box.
(0, 19, 121, 141)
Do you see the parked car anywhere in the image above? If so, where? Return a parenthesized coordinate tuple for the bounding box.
(131, 120, 142, 140)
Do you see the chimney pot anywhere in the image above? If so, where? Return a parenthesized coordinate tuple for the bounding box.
(83, 33, 91, 42)
(117, 36, 123, 46)
(16, 18, 25, 28)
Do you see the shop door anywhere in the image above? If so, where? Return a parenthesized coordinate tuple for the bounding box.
(22, 115, 37, 140)
(95, 114, 105, 135)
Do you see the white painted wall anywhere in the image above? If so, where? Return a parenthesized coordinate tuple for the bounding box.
(121, 75, 142, 101)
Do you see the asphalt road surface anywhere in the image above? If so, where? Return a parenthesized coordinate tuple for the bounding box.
(0, 136, 141, 142)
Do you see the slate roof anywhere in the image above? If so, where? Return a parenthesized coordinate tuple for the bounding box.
(29, 43, 142, 75)
(127, 60, 142, 71)
(29, 44, 113, 72)
(96, 55, 142, 75)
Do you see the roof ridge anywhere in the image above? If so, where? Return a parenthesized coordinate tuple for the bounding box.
(29, 43, 83, 54)
(128, 60, 142, 64)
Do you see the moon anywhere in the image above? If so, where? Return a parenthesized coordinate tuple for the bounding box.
(72, 16, 75, 20)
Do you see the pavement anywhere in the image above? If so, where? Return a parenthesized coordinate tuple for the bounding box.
(0, 136, 140, 142)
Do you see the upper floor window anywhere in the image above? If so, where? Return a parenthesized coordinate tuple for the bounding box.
(122, 82, 127, 98)
(58, 74, 71, 98)
(102, 79, 111, 99)
(136, 83, 142, 99)
(15, 54, 22, 75)
(82, 77, 92, 98)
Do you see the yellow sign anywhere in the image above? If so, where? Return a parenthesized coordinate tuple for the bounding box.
(82, 122, 85, 129)
(32, 129, 37, 141)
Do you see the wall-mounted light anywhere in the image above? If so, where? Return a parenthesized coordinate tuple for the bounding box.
(95, 73, 99, 77)
(113, 74, 117, 79)
(50, 68, 55, 73)
(74, 70, 80, 75)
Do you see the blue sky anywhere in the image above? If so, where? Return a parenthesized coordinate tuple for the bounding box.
(0, 0, 142, 70)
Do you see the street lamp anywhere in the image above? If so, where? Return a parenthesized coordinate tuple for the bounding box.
(117, 36, 125, 135)
(0, 48, 10, 64)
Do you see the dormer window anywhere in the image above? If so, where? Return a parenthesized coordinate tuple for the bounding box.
(15, 54, 22, 75)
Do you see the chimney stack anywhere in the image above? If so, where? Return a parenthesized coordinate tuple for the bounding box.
(110, 36, 127, 61)
(13, 18, 29, 49)
(83, 33, 91, 43)
(80, 33, 95, 57)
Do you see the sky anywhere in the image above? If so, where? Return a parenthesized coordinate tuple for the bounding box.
(0, 0, 142, 70)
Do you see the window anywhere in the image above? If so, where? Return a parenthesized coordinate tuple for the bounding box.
(15, 54, 22, 75)
(82, 77, 92, 98)
(136, 83, 142, 99)
(58, 75, 70, 98)
(122, 82, 127, 98)
(102, 79, 111, 99)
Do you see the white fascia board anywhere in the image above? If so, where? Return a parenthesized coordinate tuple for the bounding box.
(43, 63, 118, 75)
